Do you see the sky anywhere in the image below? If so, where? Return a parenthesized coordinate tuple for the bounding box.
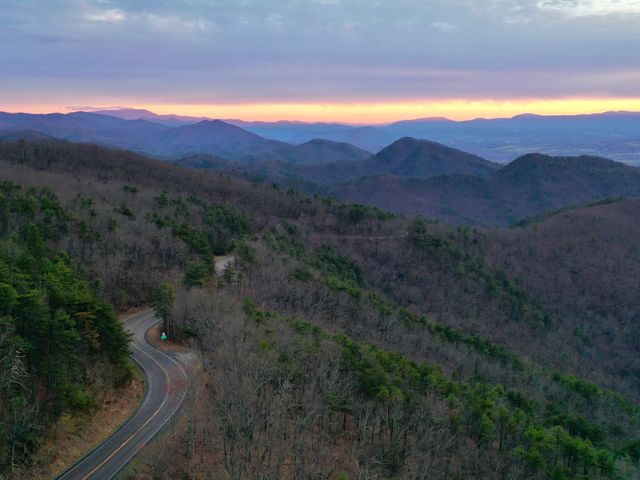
(1, 0, 640, 122)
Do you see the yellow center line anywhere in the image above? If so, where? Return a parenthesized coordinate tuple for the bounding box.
(80, 343, 171, 480)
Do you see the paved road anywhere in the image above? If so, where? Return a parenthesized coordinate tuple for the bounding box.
(214, 254, 235, 276)
(57, 310, 188, 480)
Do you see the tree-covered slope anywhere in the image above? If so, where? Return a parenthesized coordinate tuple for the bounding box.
(144, 221, 640, 479)
(329, 154, 640, 225)
(1, 139, 640, 479)
(0, 182, 132, 473)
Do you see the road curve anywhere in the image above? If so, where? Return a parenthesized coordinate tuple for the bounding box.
(57, 310, 188, 480)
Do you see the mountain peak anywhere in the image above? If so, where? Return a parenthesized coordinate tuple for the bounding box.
(498, 153, 640, 184)
(92, 108, 206, 126)
(388, 117, 454, 127)
(369, 137, 499, 178)
(164, 118, 265, 141)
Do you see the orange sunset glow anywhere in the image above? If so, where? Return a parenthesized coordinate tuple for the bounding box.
(140, 98, 640, 123)
(3, 1, 640, 478)
(3, 97, 639, 124)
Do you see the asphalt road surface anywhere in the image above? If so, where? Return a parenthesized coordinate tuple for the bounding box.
(57, 310, 188, 480)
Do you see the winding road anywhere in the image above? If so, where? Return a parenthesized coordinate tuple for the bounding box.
(56, 310, 189, 480)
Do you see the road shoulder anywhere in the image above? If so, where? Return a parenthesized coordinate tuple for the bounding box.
(20, 371, 144, 480)
(17, 310, 147, 480)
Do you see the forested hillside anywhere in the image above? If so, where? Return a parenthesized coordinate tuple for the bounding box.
(1, 139, 640, 479)
(175, 141, 640, 226)
(330, 153, 640, 225)
(485, 198, 640, 393)
(0, 182, 131, 473)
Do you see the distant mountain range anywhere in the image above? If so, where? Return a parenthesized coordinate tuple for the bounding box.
(1, 108, 639, 226)
(94, 107, 640, 165)
(177, 137, 640, 226)
(231, 112, 640, 165)
(3, 108, 640, 165)
(0, 111, 371, 165)
(91, 108, 208, 126)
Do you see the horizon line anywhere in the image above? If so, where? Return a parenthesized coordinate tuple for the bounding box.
(2, 108, 640, 127)
(4, 99, 640, 125)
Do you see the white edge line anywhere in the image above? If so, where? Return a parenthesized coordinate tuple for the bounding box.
(56, 313, 155, 480)
(103, 321, 190, 480)
(80, 341, 171, 479)
(57, 313, 190, 480)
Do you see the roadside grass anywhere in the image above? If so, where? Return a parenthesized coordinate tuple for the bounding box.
(20, 369, 144, 480)
(11, 310, 148, 480)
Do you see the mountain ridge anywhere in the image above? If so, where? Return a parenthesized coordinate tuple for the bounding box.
(4, 109, 640, 164)
(330, 152, 640, 225)
(0, 112, 371, 165)
(174, 137, 501, 187)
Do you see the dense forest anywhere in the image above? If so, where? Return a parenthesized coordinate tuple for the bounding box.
(1, 139, 640, 479)
(0, 181, 132, 473)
